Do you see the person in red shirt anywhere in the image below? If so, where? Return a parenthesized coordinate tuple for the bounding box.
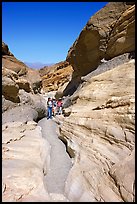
(57, 98, 63, 115)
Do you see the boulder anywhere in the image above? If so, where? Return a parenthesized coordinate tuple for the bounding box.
(66, 2, 135, 77)
(2, 55, 28, 76)
(18, 90, 47, 119)
(25, 68, 42, 93)
(16, 78, 32, 93)
(2, 105, 38, 125)
(2, 76, 20, 103)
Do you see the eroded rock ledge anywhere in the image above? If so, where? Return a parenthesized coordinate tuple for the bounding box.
(2, 121, 50, 202)
(58, 60, 135, 202)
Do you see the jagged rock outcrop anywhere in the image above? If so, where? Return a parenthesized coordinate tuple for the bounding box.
(2, 42, 28, 76)
(2, 89, 47, 124)
(2, 42, 42, 94)
(66, 2, 135, 77)
(39, 61, 73, 94)
(2, 66, 34, 105)
(16, 78, 32, 93)
(2, 42, 46, 119)
(2, 74, 20, 103)
(2, 41, 14, 56)
(58, 59, 135, 202)
(39, 61, 69, 77)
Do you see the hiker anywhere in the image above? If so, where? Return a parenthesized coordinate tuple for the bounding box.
(47, 97, 53, 119)
(57, 98, 63, 115)
(52, 98, 57, 116)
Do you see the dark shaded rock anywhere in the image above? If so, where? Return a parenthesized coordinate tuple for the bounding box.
(81, 52, 133, 82)
(2, 95, 18, 113)
(2, 42, 14, 56)
(2, 76, 20, 103)
(66, 2, 135, 77)
(18, 90, 47, 120)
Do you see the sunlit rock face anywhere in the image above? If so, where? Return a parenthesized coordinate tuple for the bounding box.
(2, 121, 51, 202)
(61, 4, 135, 200)
(2, 42, 28, 76)
(2, 42, 46, 121)
(39, 61, 73, 94)
(66, 2, 135, 77)
(59, 60, 135, 202)
(2, 42, 42, 94)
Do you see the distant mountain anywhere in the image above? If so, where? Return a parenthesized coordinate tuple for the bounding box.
(24, 62, 54, 69)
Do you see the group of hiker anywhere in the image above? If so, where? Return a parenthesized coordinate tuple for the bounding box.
(47, 97, 63, 119)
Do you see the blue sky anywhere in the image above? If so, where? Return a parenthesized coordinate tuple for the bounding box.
(2, 2, 108, 65)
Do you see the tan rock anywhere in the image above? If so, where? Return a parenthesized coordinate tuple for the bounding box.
(2, 55, 28, 76)
(25, 68, 42, 93)
(2, 76, 20, 103)
(2, 67, 18, 80)
(109, 149, 135, 202)
(39, 60, 70, 77)
(2, 42, 13, 56)
(2, 41, 42, 94)
(41, 65, 73, 93)
(60, 60, 135, 202)
(66, 2, 135, 77)
(106, 5, 135, 59)
(2, 121, 51, 202)
(16, 78, 32, 93)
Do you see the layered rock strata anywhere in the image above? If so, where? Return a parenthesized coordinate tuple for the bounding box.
(2, 42, 28, 76)
(2, 42, 46, 122)
(39, 61, 73, 94)
(60, 5, 135, 200)
(2, 42, 42, 94)
(2, 121, 50, 202)
(59, 59, 135, 202)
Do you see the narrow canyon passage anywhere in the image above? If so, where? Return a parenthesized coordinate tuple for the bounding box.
(38, 118, 72, 196)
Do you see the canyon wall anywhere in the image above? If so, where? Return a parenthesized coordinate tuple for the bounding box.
(59, 59, 135, 202)
(66, 2, 135, 78)
(39, 61, 73, 97)
(58, 2, 135, 202)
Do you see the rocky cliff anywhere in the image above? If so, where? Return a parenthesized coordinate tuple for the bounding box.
(2, 42, 42, 95)
(58, 58, 135, 202)
(56, 2, 135, 202)
(2, 43, 50, 201)
(66, 2, 135, 77)
(39, 61, 73, 95)
(2, 42, 72, 202)
(2, 42, 46, 122)
(2, 42, 28, 76)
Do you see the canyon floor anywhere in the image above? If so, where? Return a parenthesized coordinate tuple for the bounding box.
(38, 116, 72, 202)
